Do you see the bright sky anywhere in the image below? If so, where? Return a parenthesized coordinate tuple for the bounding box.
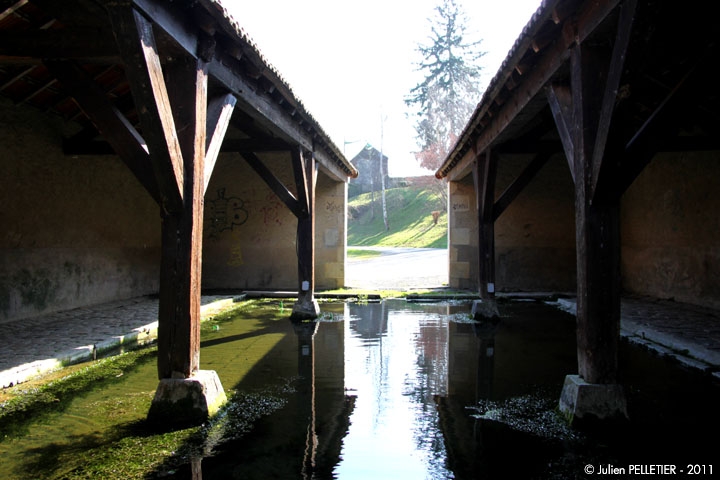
(225, 0, 541, 177)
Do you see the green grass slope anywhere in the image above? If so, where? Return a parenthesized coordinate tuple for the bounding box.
(347, 186, 447, 248)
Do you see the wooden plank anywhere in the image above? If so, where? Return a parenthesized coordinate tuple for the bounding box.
(241, 151, 304, 218)
(156, 57, 208, 379)
(204, 93, 236, 194)
(493, 150, 552, 221)
(108, 6, 184, 211)
(546, 83, 575, 182)
(44, 60, 160, 204)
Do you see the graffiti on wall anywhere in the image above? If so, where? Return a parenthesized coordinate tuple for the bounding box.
(259, 192, 284, 226)
(207, 188, 248, 239)
(325, 199, 344, 215)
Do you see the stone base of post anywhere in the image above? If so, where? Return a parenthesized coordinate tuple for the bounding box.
(559, 374, 628, 426)
(291, 296, 320, 320)
(471, 299, 500, 320)
(147, 370, 227, 427)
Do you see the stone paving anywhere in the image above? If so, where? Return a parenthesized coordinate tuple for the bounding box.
(2, 292, 719, 389)
(554, 295, 720, 379)
(0, 295, 236, 388)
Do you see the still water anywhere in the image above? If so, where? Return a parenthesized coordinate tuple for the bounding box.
(2, 299, 719, 479)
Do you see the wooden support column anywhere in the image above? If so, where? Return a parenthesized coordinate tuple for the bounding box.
(555, 0, 636, 424)
(156, 56, 207, 379)
(109, 4, 229, 424)
(570, 42, 621, 385)
(292, 148, 320, 320)
(240, 146, 319, 319)
(471, 149, 499, 319)
(473, 149, 497, 299)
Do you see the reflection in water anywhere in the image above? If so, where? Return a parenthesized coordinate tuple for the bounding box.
(190, 300, 574, 479)
(335, 302, 454, 479)
(10, 299, 716, 479)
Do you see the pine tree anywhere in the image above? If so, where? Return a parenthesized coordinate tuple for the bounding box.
(406, 0, 485, 171)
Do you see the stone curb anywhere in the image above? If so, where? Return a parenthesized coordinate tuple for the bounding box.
(550, 298, 720, 376)
(0, 297, 236, 389)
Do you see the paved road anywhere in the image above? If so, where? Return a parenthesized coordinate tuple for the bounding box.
(345, 246, 448, 289)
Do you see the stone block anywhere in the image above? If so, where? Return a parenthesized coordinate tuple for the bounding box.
(471, 299, 500, 320)
(147, 370, 227, 427)
(451, 228, 470, 245)
(559, 374, 628, 426)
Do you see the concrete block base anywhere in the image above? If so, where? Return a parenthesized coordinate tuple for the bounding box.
(559, 374, 628, 426)
(471, 299, 500, 320)
(291, 298, 321, 320)
(147, 370, 227, 427)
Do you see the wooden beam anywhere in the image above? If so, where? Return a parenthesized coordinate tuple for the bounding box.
(613, 63, 700, 197)
(203, 93, 236, 194)
(493, 150, 553, 221)
(442, 0, 622, 182)
(220, 137, 291, 153)
(571, 41, 621, 385)
(546, 83, 575, 182)
(473, 150, 497, 299)
(589, 0, 637, 200)
(108, 6, 184, 212)
(130, 0, 352, 183)
(156, 57, 208, 379)
(44, 60, 160, 204)
(292, 154, 319, 318)
(0, 0, 28, 22)
(241, 151, 304, 219)
(291, 147, 310, 217)
(0, 29, 118, 61)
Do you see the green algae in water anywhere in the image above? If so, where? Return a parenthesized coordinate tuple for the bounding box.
(0, 299, 299, 480)
(0, 347, 158, 440)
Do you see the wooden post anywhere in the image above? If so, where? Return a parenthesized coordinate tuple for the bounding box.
(570, 41, 623, 385)
(156, 57, 207, 379)
(555, 1, 637, 421)
(109, 4, 229, 424)
(473, 150, 497, 300)
(292, 148, 320, 320)
(471, 150, 499, 319)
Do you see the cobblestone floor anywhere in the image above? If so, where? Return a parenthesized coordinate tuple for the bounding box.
(0, 295, 235, 388)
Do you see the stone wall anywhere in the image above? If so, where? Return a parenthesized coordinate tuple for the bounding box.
(621, 151, 720, 309)
(315, 173, 348, 289)
(446, 147, 720, 309)
(201, 152, 347, 291)
(447, 153, 576, 292)
(1, 99, 349, 323)
(0, 100, 160, 323)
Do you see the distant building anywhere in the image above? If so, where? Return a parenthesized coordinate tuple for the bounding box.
(350, 144, 391, 194)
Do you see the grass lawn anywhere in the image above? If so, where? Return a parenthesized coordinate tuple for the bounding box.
(347, 185, 447, 248)
(346, 248, 383, 259)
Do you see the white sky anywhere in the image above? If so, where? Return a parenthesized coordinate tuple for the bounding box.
(225, 0, 541, 177)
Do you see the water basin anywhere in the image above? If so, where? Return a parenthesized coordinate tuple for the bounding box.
(1, 299, 718, 479)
